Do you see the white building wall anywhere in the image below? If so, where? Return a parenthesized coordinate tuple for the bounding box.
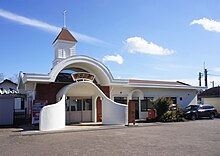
(111, 86, 197, 107)
(141, 88, 198, 108)
(110, 86, 198, 119)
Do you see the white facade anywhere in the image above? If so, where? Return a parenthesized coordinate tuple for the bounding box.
(18, 28, 204, 131)
(19, 55, 203, 131)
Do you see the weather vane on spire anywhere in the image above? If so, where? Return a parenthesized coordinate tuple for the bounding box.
(63, 10, 67, 28)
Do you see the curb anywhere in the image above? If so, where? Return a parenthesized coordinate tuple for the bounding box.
(17, 122, 162, 136)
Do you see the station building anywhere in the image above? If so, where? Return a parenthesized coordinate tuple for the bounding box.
(18, 27, 203, 131)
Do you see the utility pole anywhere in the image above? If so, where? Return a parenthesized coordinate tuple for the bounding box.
(204, 68, 208, 87)
(198, 72, 202, 86)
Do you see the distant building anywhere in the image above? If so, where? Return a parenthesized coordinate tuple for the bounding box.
(0, 79, 25, 125)
(18, 27, 204, 131)
(199, 86, 220, 114)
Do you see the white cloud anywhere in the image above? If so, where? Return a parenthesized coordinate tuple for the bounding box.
(124, 37, 174, 55)
(0, 8, 108, 45)
(190, 18, 220, 32)
(102, 54, 124, 64)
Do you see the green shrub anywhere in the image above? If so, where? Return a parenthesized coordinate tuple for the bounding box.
(153, 97, 185, 122)
(160, 103, 185, 122)
(154, 97, 172, 121)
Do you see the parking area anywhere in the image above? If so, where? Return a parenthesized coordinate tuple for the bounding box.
(0, 119, 219, 156)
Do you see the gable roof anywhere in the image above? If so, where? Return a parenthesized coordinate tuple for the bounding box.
(53, 28, 77, 44)
(0, 79, 17, 86)
(0, 79, 18, 95)
(199, 86, 220, 98)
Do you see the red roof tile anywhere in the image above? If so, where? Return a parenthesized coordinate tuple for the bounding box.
(129, 79, 190, 86)
(53, 28, 77, 44)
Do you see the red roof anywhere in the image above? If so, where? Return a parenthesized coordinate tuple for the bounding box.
(129, 79, 190, 86)
(53, 28, 77, 44)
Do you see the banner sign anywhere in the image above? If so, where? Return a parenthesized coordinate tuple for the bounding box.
(32, 100, 47, 124)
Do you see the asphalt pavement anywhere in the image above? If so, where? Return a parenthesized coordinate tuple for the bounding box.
(0, 119, 219, 156)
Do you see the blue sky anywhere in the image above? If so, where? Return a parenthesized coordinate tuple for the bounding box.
(0, 0, 220, 87)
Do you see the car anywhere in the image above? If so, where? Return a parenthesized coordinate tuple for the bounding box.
(184, 104, 217, 120)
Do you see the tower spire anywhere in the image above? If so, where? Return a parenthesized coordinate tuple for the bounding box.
(63, 10, 67, 28)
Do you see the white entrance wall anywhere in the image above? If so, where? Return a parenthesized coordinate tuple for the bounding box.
(39, 95, 65, 131)
(40, 81, 127, 131)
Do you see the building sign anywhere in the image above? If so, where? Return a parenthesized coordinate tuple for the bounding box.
(72, 72, 95, 82)
(31, 100, 47, 124)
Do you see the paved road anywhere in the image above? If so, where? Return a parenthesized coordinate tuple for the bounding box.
(0, 119, 219, 156)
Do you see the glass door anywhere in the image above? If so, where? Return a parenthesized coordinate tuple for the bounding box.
(66, 97, 92, 124)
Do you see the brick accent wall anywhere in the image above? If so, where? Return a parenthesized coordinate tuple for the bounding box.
(97, 85, 110, 98)
(35, 83, 70, 104)
(35, 83, 110, 105)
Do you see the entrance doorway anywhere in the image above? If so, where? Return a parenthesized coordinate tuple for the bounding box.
(132, 97, 139, 119)
(66, 97, 92, 124)
(134, 100, 139, 119)
(96, 97, 102, 122)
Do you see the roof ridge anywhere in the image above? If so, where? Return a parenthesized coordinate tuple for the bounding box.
(53, 28, 77, 44)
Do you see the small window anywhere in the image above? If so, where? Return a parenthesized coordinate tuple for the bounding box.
(144, 97, 155, 109)
(114, 97, 127, 104)
(83, 99, 92, 111)
(70, 47, 75, 56)
(171, 97, 177, 104)
(141, 100, 148, 112)
(132, 97, 139, 101)
(70, 100, 81, 111)
(58, 49, 66, 58)
(144, 97, 154, 102)
(21, 98, 25, 110)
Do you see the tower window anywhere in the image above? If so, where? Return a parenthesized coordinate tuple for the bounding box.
(70, 47, 76, 56)
(58, 49, 66, 58)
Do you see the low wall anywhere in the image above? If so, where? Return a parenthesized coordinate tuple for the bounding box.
(39, 95, 65, 131)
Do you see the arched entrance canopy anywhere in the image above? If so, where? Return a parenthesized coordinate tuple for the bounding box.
(50, 55, 114, 85)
